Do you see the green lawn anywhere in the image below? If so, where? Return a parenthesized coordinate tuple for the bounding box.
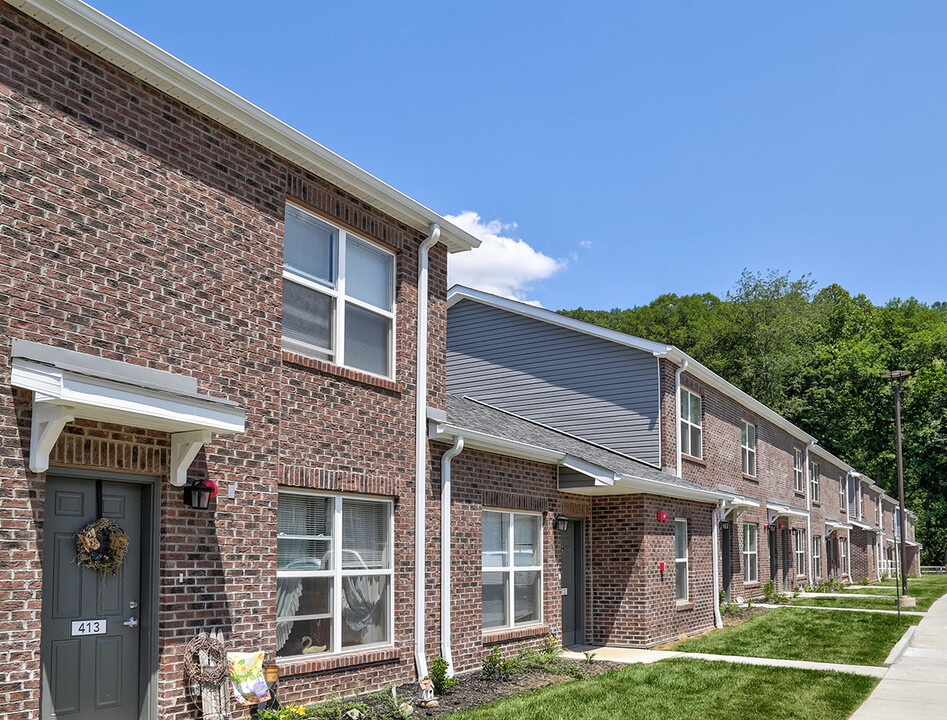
(876, 575, 947, 599)
(671, 607, 918, 666)
(794, 595, 936, 611)
(446, 658, 877, 720)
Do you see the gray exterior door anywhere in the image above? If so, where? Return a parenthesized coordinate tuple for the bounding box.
(41, 476, 143, 720)
(560, 519, 585, 646)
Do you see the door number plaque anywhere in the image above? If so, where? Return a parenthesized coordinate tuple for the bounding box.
(71, 619, 107, 636)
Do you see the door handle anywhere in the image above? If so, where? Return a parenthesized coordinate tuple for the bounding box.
(123, 616, 139, 628)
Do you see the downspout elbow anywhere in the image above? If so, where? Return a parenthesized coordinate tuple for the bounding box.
(441, 435, 465, 677)
(415, 224, 441, 681)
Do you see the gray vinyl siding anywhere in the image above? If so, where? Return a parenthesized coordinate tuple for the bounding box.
(448, 299, 661, 464)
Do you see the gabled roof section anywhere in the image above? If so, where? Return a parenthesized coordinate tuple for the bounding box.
(11, 0, 480, 254)
(448, 285, 817, 445)
(811, 445, 855, 474)
(436, 395, 729, 503)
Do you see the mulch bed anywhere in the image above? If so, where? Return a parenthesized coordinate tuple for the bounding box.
(343, 658, 624, 718)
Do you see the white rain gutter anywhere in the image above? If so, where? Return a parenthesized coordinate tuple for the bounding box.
(805, 440, 815, 585)
(712, 500, 725, 628)
(415, 224, 440, 681)
(440, 435, 465, 677)
(675, 359, 689, 477)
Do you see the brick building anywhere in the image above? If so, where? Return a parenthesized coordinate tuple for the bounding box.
(0, 1, 480, 718)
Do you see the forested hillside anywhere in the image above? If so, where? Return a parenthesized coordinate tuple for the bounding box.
(560, 270, 947, 566)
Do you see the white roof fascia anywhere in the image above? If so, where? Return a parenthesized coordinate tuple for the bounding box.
(850, 520, 873, 530)
(429, 421, 565, 465)
(10, 0, 480, 254)
(826, 519, 854, 531)
(447, 286, 817, 445)
(766, 501, 809, 522)
(447, 287, 671, 355)
(561, 456, 621, 485)
(811, 445, 855, 474)
(617, 475, 730, 503)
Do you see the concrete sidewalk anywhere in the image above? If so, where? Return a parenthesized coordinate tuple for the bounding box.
(849, 593, 947, 719)
(562, 645, 886, 677)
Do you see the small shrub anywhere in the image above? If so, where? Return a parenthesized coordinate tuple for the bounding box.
(583, 651, 597, 664)
(761, 579, 790, 604)
(539, 633, 559, 657)
(428, 655, 456, 695)
(482, 645, 517, 679)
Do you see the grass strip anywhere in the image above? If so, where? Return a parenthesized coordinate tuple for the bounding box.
(795, 595, 935, 611)
(446, 658, 877, 720)
(672, 607, 918, 666)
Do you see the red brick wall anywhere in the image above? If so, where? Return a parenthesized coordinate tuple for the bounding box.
(0, 4, 447, 717)
(658, 360, 810, 597)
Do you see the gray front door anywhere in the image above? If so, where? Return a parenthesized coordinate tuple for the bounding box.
(561, 519, 584, 646)
(41, 476, 142, 720)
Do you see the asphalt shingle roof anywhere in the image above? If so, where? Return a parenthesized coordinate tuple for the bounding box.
(445, 395, 720, 496)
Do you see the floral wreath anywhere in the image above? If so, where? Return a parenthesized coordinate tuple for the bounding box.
(75, 518, 129, 575)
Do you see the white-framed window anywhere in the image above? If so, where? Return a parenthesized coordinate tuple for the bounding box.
(282, 201, 396, 378)
(812, 536, 822, 577)
(839, 537, 849, 575)
(482, 510, 543, 630)
(276, 491, 393, 658)
(743, 523, 758, 583)
(741, 421, 757, 477)
(839, 477, 846, 512)
(675, 519, 688, 601)
(794, 449, 805, 493)
(679, 388, 702, 459)
(810, 462, 820, 503)
(793, 528, 805, 575)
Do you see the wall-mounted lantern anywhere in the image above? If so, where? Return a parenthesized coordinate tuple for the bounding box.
(554, 515, 569, 532)
(183, 479, 217, 509)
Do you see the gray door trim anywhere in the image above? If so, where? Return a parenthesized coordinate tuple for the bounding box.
(45, 467, 160, 720)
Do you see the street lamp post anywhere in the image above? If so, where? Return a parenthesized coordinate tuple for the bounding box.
(881, 370, 911, 599)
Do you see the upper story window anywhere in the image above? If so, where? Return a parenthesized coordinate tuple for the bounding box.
(839, 477, 846, 512)
(679, 388, 702, 459)
(275, 491, 393, 658)
(847, 475, 857, 519)
(793, 449, 804, 493)
(482, 510, 543, 630)
(810, 462, 820, 502)
(741, 421, 757, 477)
(282, 202, 395, 378)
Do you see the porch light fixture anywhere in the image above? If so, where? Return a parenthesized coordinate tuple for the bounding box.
(554, 515, 569, 532)
(183, 479, 217, 510)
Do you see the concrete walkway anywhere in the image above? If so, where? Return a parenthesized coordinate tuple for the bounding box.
(562, 645, 886, 678)
(849, 593, 947, 719)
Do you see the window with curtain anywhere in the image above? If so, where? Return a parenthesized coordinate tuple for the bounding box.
(276, 492, 392, 657)
(675, 519, 688, 601)
(679, 388, 702, 459)
(743, 523, 758, 583)
(482, 510, 542, 630)
(282, 202, 395, 377)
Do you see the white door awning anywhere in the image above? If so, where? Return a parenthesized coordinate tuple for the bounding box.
(11, 340, 246, 483)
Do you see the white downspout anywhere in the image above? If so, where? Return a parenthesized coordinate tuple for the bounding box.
(415, 224, 440, 681)
(712, 500, 724, 628)
(805, 441, 814, 585)
(440, 435, 465, 677)
(675, 359, 689, 477)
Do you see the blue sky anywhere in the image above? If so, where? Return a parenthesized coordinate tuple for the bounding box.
(90, 1, 947, 309)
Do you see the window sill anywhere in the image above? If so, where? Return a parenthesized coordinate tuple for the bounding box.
(742, 474, 759, 483)
(682, 454, 706, 467)
(483, 624, 550, 645)
(794, 491, 806, 498)
(282, 350, 402, 393)
(743, 581, 760, 587)
(675, 601, 695, 611)
(277, 646, 401, 677)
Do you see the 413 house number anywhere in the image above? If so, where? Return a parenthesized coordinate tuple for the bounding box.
(71, 619, 107, 636)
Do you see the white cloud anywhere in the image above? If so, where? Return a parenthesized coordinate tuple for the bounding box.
(579, 240, 593, 249)
(446, 211, 566, 303)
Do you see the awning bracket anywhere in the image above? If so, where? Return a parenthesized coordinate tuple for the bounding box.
(170, 430, 212, 486)
(29, 403, 75, 473)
